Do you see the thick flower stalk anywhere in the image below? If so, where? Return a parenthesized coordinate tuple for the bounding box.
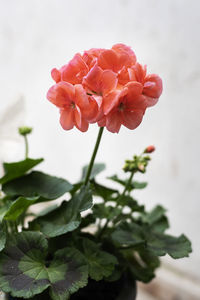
(47, 44, 163, 133)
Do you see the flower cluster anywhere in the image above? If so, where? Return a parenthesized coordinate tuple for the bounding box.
(47, 44, 163, 133)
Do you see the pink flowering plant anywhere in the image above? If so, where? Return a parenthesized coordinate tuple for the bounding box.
(0, 44, 191, 300)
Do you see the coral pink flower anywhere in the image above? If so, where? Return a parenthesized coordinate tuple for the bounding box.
(83, 64, 117, 96)
(82, 48, 104, 69)
(51, 54, 89, 85)
(47, 82, 98, 132)
(102, 82, 146, 133)
(47, 44, 162, 133)
(118, 63, 163, 107)
(98, 44, 136, 73)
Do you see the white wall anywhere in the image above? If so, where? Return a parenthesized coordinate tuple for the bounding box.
(0, 0, 200, 280)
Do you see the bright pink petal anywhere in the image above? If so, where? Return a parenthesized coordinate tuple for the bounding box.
(112, 43, 137, 67)
(86, 97, 99, 121)
(123, 82, 148, 111)
(82, 48, 104, 69)
(62, 54, 89, 84)
(74, 107, 82, 129)
(76, 117, 89, 132)
(101, 70, 118, 95)
(143, 96, 159, 108)
(60, 109, 75, 130)
(131, 63, 147, 83)
(47, 82, 75, 108)
(106, 111, 122, 133)
(98, 49, 119, 72)
(118, 67, 130, 85)
(143, 74, 163, 98)
(51, 68, 61, 83)
(82, 64, 103, 94)
(97, 115, 106, 127)
(75, 85, 99, 121)
(125, 81, 143, 97)
(103, 90, 121, 115)
(75, 84, 90, 108)
(122, 110, 144, 130)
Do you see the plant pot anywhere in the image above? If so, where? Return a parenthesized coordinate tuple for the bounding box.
(7, 274, 137, 300)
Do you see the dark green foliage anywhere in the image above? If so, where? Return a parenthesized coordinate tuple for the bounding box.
(81, 238, 118, 281)
(0, 158, 43, 185)
(29, 186, 93, 238)
(0, 224, 6, 252)
(2, 171, 73, 200)
(81, 163, 106, 180)
(0, 232, 88, 299)
(0, 146, 192, 299)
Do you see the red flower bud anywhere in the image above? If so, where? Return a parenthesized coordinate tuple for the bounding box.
(145, 145, 155, 153)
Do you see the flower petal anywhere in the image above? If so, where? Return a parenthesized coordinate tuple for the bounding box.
(103, 90, 121, 115)
(62, 54, 89, 84)
(106, 111, 122, 133)
(82, 64, 103, 94)
(101, 70, 118, 95)
(76, 117, 89, 132)
(51, 68, 61, 83)
(98, 49, 119, 72)
(60, 109, 74, 130)
(143, 74, 163, 98)
(47, 82, 75, 108)
(122, 110, 144, 130)
(74, 106, 82, 129)
(112, 43, 137, 68)
(75, 84, 90, 108)
(75, 85, 99, 121)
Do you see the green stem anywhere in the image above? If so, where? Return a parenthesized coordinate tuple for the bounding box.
(24, 135, 29, 159)
(84, 127, 104, 186)
(13, 221, 18, 233)
(97, 171, 135, 239)
(121, 171, 134, 198)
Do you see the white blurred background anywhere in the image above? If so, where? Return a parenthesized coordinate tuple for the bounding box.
(0, 0, 200, 298)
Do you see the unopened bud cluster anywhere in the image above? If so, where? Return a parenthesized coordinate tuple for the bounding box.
(123, 146, 155, 174)
(18, 127, 33, 136)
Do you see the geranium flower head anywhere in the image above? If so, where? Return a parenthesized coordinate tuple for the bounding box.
(47, 44, 162, 133)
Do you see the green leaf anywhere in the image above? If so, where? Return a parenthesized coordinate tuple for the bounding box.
(0, 224, 6, 252)
(0, 232, 88, 299)
(91, 181, 118, 200)
(31, 200, 81, 238)
(145, 231, 192, 259)
(132, 181, 148, 189)
(122, 250, 157, 283)
(71, 185, 93, 213)
(82, 239, 118, 281)
(111, 222, 145, 247)
(49, 247, 88, 300)
(141, 205, 166, 224)
(30, 186, 93, 238)
(108, 175, 147, 191)
(117, 195, 144, 212)
(0, 158, 44, 185)
(79, 214, 95, 229)
(81, 163, 105, 180)
(3, 196, 39, 221)
(2, 171, 73, 200)
(93, 204, 121, 220)
(140, 205, 169, 233)
(0, 202, 12, 222)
